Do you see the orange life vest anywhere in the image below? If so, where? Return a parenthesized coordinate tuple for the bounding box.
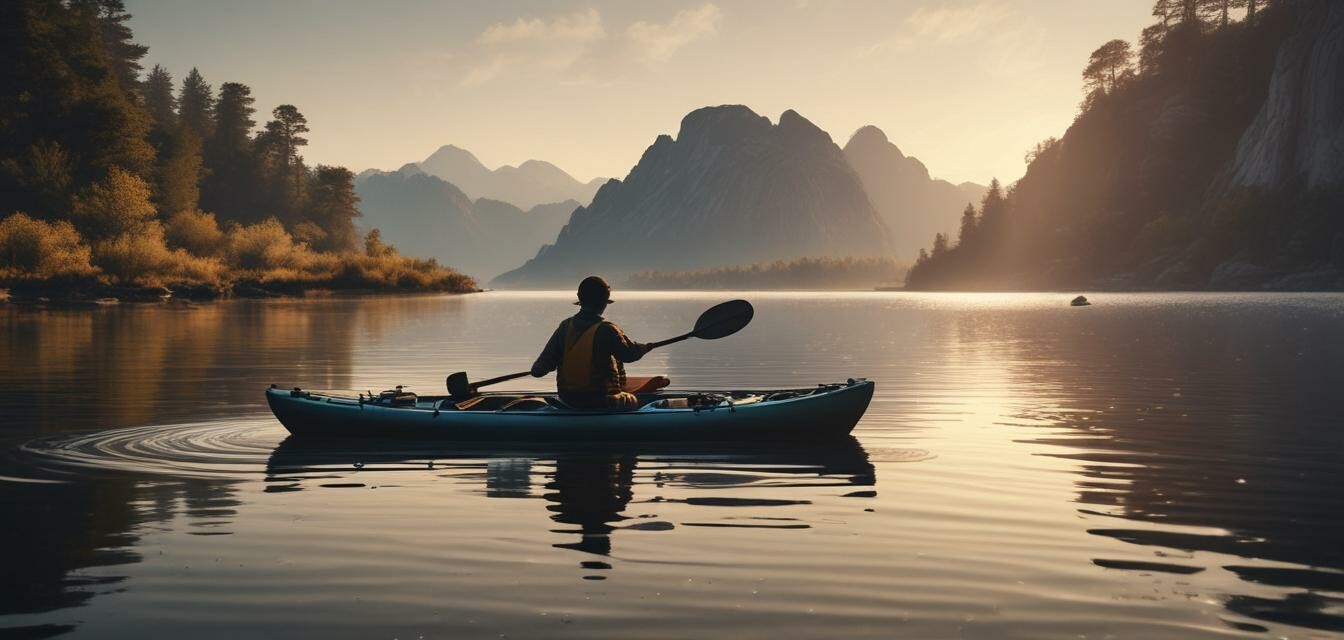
(557, 319, 604, 394)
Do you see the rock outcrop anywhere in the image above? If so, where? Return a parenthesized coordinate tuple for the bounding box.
(1225, 1, 1344, 191)
(842, 125, 986, 260)
(492, 106, 894, 287)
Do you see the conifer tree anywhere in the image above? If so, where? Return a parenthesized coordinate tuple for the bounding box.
(0, 0, 154, 217)
(69, 0, 147, 94)
(159, 126, 203, 215)
(256, 105, 310, 221)
(201, 82, 259, 220)
(177, 68, 215, 139)
(1083, 40, 1134, 95)
(931, 233, 948, 257)
(957, 204, 978, 248)
(305, 165, 361, 253)
(142, 65, 177, 146)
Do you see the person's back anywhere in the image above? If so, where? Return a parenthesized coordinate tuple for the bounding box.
(531, 276, 649, 410)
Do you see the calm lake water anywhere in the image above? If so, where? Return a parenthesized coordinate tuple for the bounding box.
(2, 291, 1342, 639)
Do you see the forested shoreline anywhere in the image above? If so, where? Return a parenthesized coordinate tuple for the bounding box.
(0, 0, 476, 302)
(626, 257, 907, 290)
(905, 0, 1344, 291)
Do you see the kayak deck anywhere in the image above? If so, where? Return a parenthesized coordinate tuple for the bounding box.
(266, 379, 875, 442)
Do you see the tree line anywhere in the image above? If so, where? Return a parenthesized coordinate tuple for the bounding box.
(627, 257, 909, 290)
(0, 0, 471, 297)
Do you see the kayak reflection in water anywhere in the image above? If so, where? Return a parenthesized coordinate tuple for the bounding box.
(530, 276, 653, 411)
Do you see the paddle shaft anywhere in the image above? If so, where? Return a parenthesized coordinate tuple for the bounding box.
(466, 335, 688, 393)
(468, 370, 531, 392)
(458, 299, 751, 395)
(646, 332, 693, 350)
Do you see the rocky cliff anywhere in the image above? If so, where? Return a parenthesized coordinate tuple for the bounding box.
(492, 106, 894, 287)
(843, 126, 986, 260)
(1224, 1, 1344, 192)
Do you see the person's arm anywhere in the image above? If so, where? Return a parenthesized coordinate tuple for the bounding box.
(531, 324, 566, 377)
(600, 322, 651, 364)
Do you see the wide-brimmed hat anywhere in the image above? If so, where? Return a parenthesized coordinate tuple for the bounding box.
(574, 275, 614, 306)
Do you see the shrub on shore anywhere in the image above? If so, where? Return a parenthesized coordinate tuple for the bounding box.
(165, 210, 227, 257)
(0, 214, 97, 280)
(0, 208, 476, 298)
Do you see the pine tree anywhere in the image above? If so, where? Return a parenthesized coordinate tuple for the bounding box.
(142, 65, 177, 146)
(931, 233, 948, 257)
(68, 0, 147, 94)
(159, 125, 203, 215)
(305, 165, 361, 253)
(201, 82, 258, 220)
(256, 104, 310, 221)
(1083, 40, 1134, 95)
(957, 203, 978, 248)
(0, 0, 155, 217)
(177, 68, 215, 139)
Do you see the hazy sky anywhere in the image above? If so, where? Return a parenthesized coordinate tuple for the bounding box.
(127, 1, 1154, 186)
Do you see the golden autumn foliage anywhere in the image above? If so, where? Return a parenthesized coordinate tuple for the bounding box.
(0, 213, 97, 280)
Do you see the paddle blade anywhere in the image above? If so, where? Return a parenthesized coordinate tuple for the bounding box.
(692, 299, 754, 340)
(446, 372, 472, 398)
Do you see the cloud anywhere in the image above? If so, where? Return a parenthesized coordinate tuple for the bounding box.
(853, 2, 1044, 76)
(626, 4, 722, 64)
(457, 5, 720, 87)
(902, 4, 1013, 44)
(461, 8, 606, 86)
(476, 8, 606, 47)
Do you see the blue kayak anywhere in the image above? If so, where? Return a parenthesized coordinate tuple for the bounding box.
(265, 379, 874, 442)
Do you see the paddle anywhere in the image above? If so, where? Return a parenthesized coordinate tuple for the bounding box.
(446, 299, 754, 399)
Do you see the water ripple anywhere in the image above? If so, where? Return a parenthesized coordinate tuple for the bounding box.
(12, 417, 286, 480)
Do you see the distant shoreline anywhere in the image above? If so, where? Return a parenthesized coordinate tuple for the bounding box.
(0, 281, 481, 306)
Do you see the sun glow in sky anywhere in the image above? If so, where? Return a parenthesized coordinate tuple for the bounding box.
(127, 0, 1153, 186)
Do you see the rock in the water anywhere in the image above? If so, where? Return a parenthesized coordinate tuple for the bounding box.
(1070, 295, 1090, 306)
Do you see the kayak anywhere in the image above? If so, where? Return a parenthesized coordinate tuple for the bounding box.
(265, 378, 874, 442)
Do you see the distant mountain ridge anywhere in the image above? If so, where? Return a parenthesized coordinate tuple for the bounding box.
(354, 170, 577, 281)
(413, 145, 604, 210)
(843, 125, 987, 261)
(493, 106, 895, 287)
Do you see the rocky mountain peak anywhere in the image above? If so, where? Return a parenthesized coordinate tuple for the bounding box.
(492, 105, 893, 287)
(676, 105, 773, 145)
(844, 125, 902, 158)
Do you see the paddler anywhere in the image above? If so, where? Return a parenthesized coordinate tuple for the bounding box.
(530, 276, 651, 410)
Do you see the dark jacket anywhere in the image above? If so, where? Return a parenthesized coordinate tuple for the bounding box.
(531, 309, 648, 397)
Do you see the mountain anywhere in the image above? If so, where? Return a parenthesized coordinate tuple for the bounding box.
(842, 126, 987, 260)
(354, 170, 576, 281)
(906, 0, 1344, 291)
(416, 145, 603, 210)
(493, 106, 894, 288)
